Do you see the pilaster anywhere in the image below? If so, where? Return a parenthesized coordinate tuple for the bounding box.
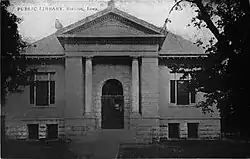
(132, 56, 139, 113)
(65, 56, 84, 117)
(85, 56, 93, 114)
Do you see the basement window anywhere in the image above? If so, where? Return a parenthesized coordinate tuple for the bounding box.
(168, 123, 180, 139)
(47, 124, 58, 140)
(188, 123, 199, 138)
(28, 124, 39, 139)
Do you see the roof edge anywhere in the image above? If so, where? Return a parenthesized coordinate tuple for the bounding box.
(56, 7, 165, 36)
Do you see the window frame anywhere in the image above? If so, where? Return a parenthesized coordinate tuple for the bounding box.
(30, 72, 56, 107)
(187, 123, 199, 138)
(46, 124, 58, 140)
(169, 73, 196, 106)
(168, 123, 180, 139)
(27, 124, 39, 140)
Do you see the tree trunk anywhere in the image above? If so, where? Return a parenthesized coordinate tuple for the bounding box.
(1, 115, 6, 140)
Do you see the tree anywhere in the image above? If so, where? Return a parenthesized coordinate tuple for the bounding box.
(1, 0, 32, 106)
(164, 0, 250, 137)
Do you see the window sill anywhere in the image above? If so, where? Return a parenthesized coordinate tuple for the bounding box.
(169, 104, 197, 107)
(30, 105, 56, 108)
(25, 139, 39, 142)
(187, 137, 199, 140)
(26, 138, 59, 142)
(168, 138, 181, 140)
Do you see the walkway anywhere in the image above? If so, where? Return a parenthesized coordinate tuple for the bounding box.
(68, 129, 134, 159)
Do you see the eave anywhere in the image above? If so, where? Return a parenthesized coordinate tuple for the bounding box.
(159, 54, 207, 60)
(23, 54, 65, 59)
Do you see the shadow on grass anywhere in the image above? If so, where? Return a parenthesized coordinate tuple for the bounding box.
(117, 140, 250, 158)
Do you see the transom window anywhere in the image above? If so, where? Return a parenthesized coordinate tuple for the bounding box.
(30, 72, 55, 106)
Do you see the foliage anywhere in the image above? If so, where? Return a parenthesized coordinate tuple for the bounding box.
(166, 0, 250, 137)
(1, 0, 32, 106)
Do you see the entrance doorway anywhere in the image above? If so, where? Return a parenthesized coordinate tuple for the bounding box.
(101, 79, 124, 129)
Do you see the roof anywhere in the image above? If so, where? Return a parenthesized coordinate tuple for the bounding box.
(160, 32, 205, 55)
(25, 33, 63, 55)
(24, 3, 204, 55)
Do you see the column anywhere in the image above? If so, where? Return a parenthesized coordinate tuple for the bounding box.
(132, 56, 139, 113)
(85, 56, 92, 113)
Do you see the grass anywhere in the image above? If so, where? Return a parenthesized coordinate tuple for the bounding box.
(2, 139, 250, 158)
(117, 140, 250, 158)
(1, 139, 77, 159)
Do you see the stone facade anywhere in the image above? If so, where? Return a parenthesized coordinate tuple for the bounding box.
(92, 60, 131, 129)
(2, 4, 221, 143)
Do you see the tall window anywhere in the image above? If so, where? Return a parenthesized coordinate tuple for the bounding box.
(170, 80, 196, 105)
(30, 72, 55, 106)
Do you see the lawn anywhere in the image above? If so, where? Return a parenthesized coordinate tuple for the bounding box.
(2, 139, 250, 158)
(1, 139, 77, 159)
(117, 140, 250, 158)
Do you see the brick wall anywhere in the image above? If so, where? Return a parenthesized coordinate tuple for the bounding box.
(5, 119, 65, 140)
(130, 57, 160, 143)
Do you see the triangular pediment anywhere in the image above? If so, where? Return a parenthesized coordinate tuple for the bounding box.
(67, 17, 147, 36)
(57, 8, 163, 36)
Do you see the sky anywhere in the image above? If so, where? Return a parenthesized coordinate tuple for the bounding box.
(8, 0, 213, 43)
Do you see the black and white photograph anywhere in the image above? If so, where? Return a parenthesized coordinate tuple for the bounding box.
(1, 0, 250, 158)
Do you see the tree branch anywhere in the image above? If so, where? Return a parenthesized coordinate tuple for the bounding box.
(168, 0, 186, 16)
(166, 0, 222, 41)
(194, 0, 222, 41)
(162, 0, 186, 30)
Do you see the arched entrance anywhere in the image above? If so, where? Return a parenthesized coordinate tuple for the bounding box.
(101, 79, 124, 129)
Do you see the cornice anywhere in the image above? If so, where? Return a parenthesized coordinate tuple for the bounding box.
(21, 53, 207, 60)
(57, 35, 166, 46)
